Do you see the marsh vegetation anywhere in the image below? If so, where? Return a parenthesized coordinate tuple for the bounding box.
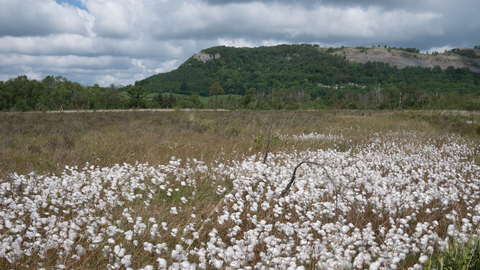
(1, 110, 479, 269)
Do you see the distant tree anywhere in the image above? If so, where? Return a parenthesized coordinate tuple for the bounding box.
(163, 92, 177, 108)
(0, 81, 10, 111)
(432, 65, 442, 74)
(14, 99, 29, 112)
(127, 86, 149, 108)
(100, 83, 122, 109)
(179, 81, 189, 94)
(405, 47, 420, 54)
(372, 83, 384, 108)
(71, 82, 86, 110)
(208, 82, 224, 111)
(49, 76, 70, 110)
(446, 66, 456, 76)
(242, 88, 256, 108)
(153, 92, 164, 107)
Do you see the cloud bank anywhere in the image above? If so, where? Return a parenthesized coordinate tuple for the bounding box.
(0, 0, 479, 86)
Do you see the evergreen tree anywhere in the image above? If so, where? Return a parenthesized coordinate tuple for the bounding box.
(153, 92, 164, 107)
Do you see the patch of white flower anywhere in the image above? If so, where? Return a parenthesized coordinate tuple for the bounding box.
(1, 130, 479, 269)
(280, 132, 345, 141)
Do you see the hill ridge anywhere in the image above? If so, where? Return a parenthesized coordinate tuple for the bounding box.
(135, 44, 480, 97)
(333, 46, 480, 72)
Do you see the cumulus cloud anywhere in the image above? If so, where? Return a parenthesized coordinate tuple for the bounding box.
(0, 0, 479, 86)
(0, 35, 194, 59)
(0, 0, 89, 36)
(424, 45, 455, 54)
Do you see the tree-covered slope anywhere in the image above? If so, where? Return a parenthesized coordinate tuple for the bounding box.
(3, 44, 480, 112)
(135, 44, 480, 97)
(136, 44, 348, 95)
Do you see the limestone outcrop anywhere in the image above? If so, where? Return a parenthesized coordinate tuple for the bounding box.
(330, 47, 480, 73)
(193, 52, 221, 63)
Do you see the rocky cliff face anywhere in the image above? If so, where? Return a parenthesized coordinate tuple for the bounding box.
(193, 52, 221, 63)
(329, 47, 480, 73)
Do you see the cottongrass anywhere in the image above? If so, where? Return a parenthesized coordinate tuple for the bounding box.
(1, 130, 479, 269)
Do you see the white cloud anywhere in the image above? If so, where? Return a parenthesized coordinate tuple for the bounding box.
(0, 0, 89, 36)
(153, 60, 179, 74)
(424, 45, 454, 54)
(85, 0, 133, 38)
(0, 35, 193, 59)
(217, 38, 288, 48)
(0, 0, 479, 86)
(77, 8, 97, 37)
(152, 2, 443, 43)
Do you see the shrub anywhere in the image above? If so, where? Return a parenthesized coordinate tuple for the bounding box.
(423, 238, 480, 270)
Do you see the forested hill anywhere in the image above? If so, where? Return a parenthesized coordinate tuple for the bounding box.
(2, 44, 480, 112)
(135, 44, 480, 97)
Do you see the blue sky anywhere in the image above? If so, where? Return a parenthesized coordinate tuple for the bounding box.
(1, 0, 479, 87)
(56, 0, 86, 9)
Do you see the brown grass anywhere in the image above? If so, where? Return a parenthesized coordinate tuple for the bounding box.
(0, 110, 423, 176)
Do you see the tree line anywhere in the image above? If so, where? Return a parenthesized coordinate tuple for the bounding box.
(2, 74, 480, 112)
(205, 82, 480, 111)
(2, 44, 480, 111)
(0, 75, 206, 111)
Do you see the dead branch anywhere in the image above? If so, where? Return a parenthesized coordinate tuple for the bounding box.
(280, 161, 341, 210)
(3, 162, 14, 174)
(281, 161, 337, 197)
(262, 123, 273, 164)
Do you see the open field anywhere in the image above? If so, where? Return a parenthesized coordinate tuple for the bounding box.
(1, 110, 480, 269)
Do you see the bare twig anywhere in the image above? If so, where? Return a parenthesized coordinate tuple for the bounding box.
(281, 161, 335, 196)
(280, 161, 340, 211)
(262, 124, 273, 164)
(280, 160, 394, 257)
(3, 162, 15, 174)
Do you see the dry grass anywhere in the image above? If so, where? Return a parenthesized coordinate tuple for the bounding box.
(0, 110, 416, 176)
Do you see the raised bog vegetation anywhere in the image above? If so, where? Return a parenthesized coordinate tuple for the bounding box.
(1, 110, 480, 269)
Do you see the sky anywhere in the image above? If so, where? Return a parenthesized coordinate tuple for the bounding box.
(1, 0, 479, 87)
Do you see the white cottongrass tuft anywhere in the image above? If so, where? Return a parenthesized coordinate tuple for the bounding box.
(0, 130, 479, 269)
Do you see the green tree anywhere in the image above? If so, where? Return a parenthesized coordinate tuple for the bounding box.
(13, 99, 29, 112)
(165, 92, 177, 108)
(50, 76, 70, 110)
(5, 75, 35, 110)
(70, 83, 87, 110)
(208, 82, 225, 111)
(179, 81, 189, 94)
(0, 80, 12, 111)
(127, 86, 149, 108)
(99, 84, 121, 109)
(242, 88, 256, 108)
(153, 92, 165, 107)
